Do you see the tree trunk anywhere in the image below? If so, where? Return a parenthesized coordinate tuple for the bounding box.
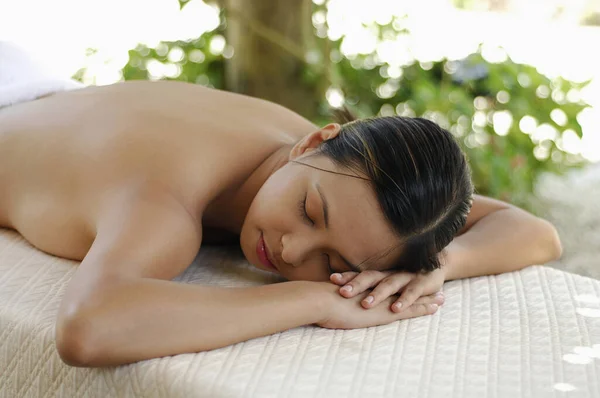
(224, 0, 320, 120)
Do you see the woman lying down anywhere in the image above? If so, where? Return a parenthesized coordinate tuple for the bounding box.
(0, 80, 562, 367)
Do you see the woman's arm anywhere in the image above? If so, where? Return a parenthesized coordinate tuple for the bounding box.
(57, 186, 438, 367)
(55, 188, 327, 367)
(324, 195, 562, 310)
(58, 276, 328, 367)
(441, 194, 563, 281)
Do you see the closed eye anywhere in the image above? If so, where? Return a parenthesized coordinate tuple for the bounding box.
(298, 192, 314, 226)
(299, 192, 336, 274)
(323, 253, 335, 274)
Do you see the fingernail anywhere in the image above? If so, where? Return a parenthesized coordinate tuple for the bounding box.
(363, 296, 373, 304)
(393, 302, 403, 311)
(332, 273, 342, 279)
(430, 304, 439, 310)
(435, 292, 444, 299)
(341, 285, 353, 293)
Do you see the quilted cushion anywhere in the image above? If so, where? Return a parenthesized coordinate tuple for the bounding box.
(1, 228, 599, 398)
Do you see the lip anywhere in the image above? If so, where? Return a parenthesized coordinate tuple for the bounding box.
(256, 234, 278, 271)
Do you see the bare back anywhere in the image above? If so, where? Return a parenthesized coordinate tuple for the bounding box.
(0, 80, 316, 260)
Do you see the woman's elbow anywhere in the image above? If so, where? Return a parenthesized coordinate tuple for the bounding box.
(538, 219, 563, 263)
(55, 312, 101, 367)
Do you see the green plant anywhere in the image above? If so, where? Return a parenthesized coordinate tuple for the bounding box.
(330, 48, 589, 209)
(307, 6, 591, 211)
(74, 1, 591, 212)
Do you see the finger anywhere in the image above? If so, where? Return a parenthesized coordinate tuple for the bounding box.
(413, 291, 445, 307)
(338, 270, 390, 298)
(396, 302, 440, 319)
(361, 274, 413, 309)
(391, 283, 423, 313)
(329, 271, 359, 286)
(362, 294, 441, 328)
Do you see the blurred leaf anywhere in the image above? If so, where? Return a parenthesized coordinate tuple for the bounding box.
(73, 0, 591, 213)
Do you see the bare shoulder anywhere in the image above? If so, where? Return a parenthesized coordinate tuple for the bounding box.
(87, 183, 203, 281)
(116, 80, 318, 140)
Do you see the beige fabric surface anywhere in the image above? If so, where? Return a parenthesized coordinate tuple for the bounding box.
(1, 228, 600, 398)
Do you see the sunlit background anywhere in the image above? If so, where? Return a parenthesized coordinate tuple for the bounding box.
(0, 0, 600, 207)
(2, 0, 599, 161)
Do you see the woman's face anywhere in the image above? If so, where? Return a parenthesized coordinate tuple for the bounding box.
(240, 152, 401, 281)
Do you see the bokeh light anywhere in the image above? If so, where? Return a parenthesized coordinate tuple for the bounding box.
(326, 87, 345, 108)
(1, 0, 599, 162)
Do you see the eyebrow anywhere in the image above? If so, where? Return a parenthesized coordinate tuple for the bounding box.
(315, 183, 362, 273)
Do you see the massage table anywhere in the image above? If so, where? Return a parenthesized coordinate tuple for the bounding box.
(1, 228, 600, 397)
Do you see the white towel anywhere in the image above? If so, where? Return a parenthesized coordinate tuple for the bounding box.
(0, 41, 84, 108)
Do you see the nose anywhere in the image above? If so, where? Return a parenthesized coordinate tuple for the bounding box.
(280, 232, 321, 267)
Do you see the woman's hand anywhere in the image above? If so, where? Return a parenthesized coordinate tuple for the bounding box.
(329, 268, 446, 313)
(315, 282, 444, 330)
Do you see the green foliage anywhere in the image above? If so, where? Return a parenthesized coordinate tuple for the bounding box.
(330, 49, 589, 209)
(121, 37, 225, 88)
(74, 1, 591, 212)
(178, 0, 190, 10)
(74, 5, 228, 88)
(305, 6, 590, 211)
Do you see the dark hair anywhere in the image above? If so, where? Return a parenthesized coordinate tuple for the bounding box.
(314, 109, 473, 273)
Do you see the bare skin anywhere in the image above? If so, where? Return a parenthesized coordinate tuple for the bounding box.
(0, 80, 563, 367)
(0, 80, 310, 256)
(0, 81, 445, 367)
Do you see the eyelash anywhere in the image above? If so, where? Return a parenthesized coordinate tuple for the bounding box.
(298, 193, 314, 226)
(298, 193, 334, 274)
(324, 254, 334, 274)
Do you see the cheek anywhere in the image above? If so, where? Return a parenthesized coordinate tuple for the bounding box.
(261, 168, 297, 198)
(251, 172, 298, 225)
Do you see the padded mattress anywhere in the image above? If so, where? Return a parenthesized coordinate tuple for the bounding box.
(1, 228, 600, 397)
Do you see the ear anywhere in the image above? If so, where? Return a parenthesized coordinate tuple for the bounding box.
(289, 123, 341, 161)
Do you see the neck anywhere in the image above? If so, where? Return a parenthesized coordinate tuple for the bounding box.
(203, 144, 294, 234)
